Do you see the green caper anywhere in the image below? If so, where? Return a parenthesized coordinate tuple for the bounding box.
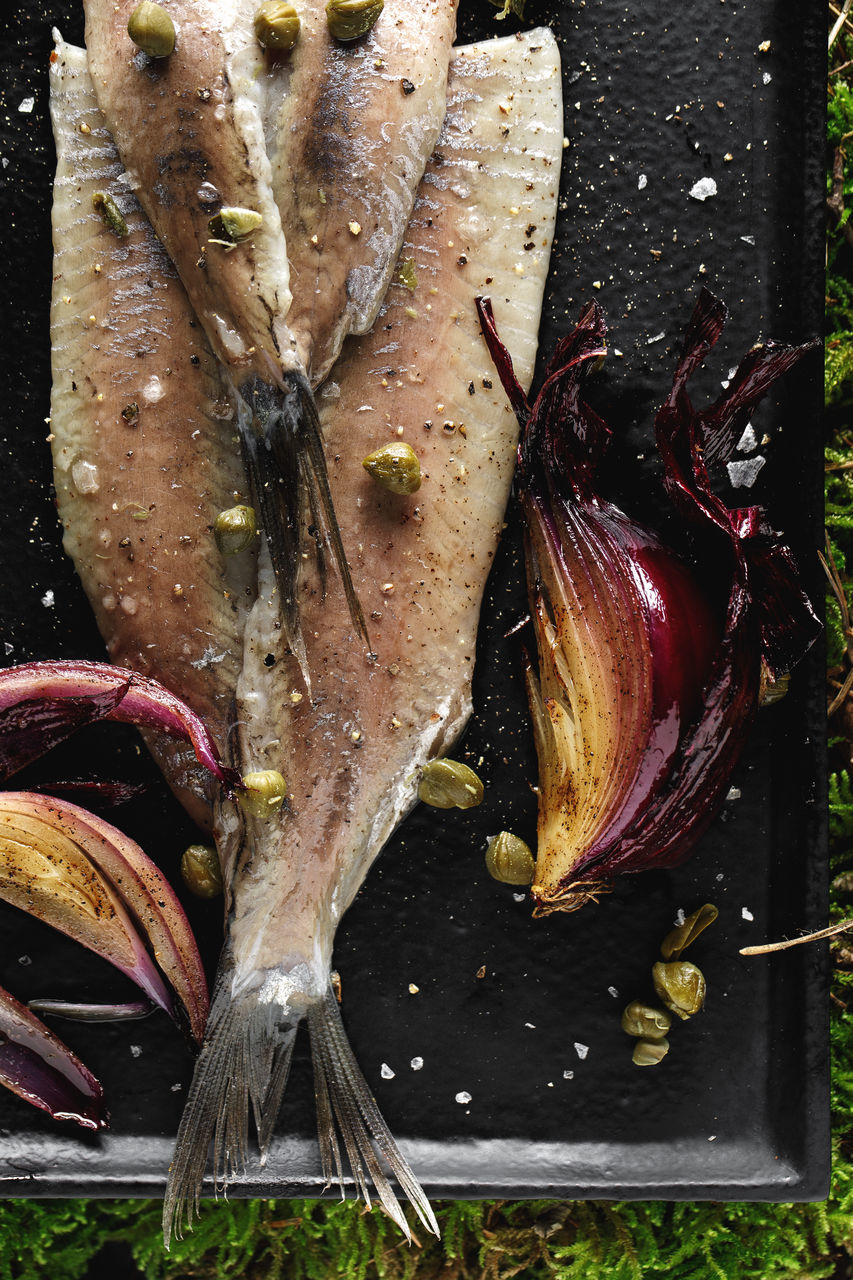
(326, 0, 383, 42)
(632, 1037, 670, 1067)
(127, 1, 176, 57)
(238, 770, 287, 819)
(485, 831, 534, 885)
(620, 1001, 672, 1040)
(652, 960, 706, 1021)
(254, 0, 301, 50)
(362, 442, 421, 495)
(92, 191, 129, 238)
(208, 207, 264, 249)
(418, 758, 484, 810)
(660, 903, 718, 961)
(213, 505, 257, 555)
(180, 844, 223, 899)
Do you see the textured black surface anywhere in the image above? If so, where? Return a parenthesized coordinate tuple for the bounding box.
(0, 0, 829, 1207)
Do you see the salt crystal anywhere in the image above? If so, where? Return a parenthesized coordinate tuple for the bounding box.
(726, 456, 766, 488)
(607, 986, 619, 999)
(18, 97, 35, 114)
(17, 956, 31, 967)
(524, 1022, 536, 1030)
(410, 1057, 424, 1071)
(455, 1090, 472, 1104)
(170, 1082, 182, 1092)
(736, 424, 757, 452)
(574, 1042, 589, 1060)
(380, 1063, 395, 1080)
(130, 1045, 142, 1058)
(708, 1134, 717, 1141)
(689, 177, 717, 202)
(646, 331, 666, 345)
(563, 1069, 574, 1080)
(512, 892, 526, 903)
(674, 908, 686, 926)
(3, 643, 12, 656)
(727, 786, 742, 801)
(637, 173, 648, 190)
(41, 590, 55, 608)
(716, 872, 725, 882)
(742, 907, 754, 922)
(740, 234, 756, 247)
(762, 72, 772, 85)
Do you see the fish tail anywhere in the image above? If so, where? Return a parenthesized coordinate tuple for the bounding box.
(307, 986, 439, 1242)
(161, 958, 298, 1248)
(236, 372, 370, 687)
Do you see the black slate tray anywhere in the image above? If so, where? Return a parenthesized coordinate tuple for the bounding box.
(0, 0, 829, 1205)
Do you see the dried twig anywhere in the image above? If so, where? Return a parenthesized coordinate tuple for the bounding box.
(741, 919, 853, 955)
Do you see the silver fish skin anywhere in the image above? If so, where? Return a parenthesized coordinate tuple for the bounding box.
(165, 28, 563, 1242)
(269, 0, 459, 384)
(80, 0, 369, 680)
(48, 33, 255, 829)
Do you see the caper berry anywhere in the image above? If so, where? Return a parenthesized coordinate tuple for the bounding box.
(254, 0, 300, 51)
(362, 442, 421, 495)
(180, 844, 222, 899)
(127, 1, 176, 57)
(652, 960, 706, 1021)
(213, 505, 257, 555)
(485, 831, 534, 885)
(632, 1037, 670, 1067)
(620, 1001, 672, 1040)
(92, 191, 129, 238)
(418, 758, 484, 810)
(326, 0, 383, 42)
(208, 207, 264, 249)
(238, 770, 287, 819)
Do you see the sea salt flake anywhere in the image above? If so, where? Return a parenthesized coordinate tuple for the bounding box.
(689, 176, 717, 202)
(674, 908, 686, 926)
(380, 1063, 395, 1080)
(512, 892, 526, 903)
(455, 1090, 472, 1104)
(726, 455, 766, 488)
(410, 1057, 424, 1071)
(41, 590, 55, 608)
(574, 1042, 589, 1060)
(524, 1022, 536, 1030)
(740, 234, 756, 246)
(170, 1082, 182, 1092)
(563, 1069, 574, 1080)
(727, 786, 742, 801)
(736, 424, 757, 452)
(18, 97, 35, 114)
(742, 907, 754, 922)
(646, 331, 666, 345)
(637, 173, 648, 190)
(607, 986, 619, 998)
(130, 1044, 143, 1058)
(762, 72, 772, 85)
(4, 643, 13, 656)
(18, 956, 31, 967)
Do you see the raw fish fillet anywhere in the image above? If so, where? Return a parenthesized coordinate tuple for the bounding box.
(48, 26, 563, 1240)
(82, 0, 458, 674)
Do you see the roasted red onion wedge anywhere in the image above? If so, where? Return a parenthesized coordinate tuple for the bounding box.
(0, 793, 208, 1045)
(477, 289, 820, 915)
(0, 660, 237, 789)
(0, 984, 106, 1130)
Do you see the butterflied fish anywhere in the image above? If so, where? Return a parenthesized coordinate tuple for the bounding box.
(49, 23, 562, 1242)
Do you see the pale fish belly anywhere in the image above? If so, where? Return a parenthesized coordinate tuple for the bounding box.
(165, 27, 563, 1244)
(48, 34, 256, 828)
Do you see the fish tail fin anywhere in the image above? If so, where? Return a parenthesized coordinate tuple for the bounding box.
(161, 963, 298, 1248)
(236, 372, 370, 688)
(307, 986, 439, 1242)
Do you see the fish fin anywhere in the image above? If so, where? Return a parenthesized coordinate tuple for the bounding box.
(307, 986, 439, 1241)
(162, 966, 297, 1248)
(236, 373, 369, 688)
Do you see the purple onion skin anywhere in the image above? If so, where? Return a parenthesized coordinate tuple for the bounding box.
(0, 984, 106, 1130)
(0, 660, 239, 791)
(476, 290, 820, 905)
